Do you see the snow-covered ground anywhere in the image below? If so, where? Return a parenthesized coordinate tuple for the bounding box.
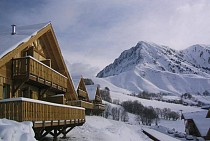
(45, 116, 152, 141)
(43, 76, 205, 141)
(0, 77, 207, 141)
(158, 119, 185, 133)
(93, 77, 204, 113)
(0, 119, 36, 141)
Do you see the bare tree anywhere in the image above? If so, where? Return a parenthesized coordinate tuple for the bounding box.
(121, 109, 129, 122)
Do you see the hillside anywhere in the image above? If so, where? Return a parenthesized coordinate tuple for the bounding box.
(92, 77, 204, 113)
(97, 41, 210, 95)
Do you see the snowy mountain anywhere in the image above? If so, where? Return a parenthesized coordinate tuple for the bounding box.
(97, 41, 210, 95)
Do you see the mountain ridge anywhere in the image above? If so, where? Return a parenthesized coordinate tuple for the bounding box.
(97, 41, 210, 95)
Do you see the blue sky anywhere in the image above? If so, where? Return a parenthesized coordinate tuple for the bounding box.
(1, 0, 210, 76)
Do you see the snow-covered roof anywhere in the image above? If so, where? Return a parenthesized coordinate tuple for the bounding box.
(0, 22, 50, 59)
(86, 85, 97, 100)
(193, 118, 210, 136)
(142, 128, 181, 141)
(182, 110, 208, 120)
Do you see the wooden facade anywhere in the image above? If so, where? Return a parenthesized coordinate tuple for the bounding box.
(0, 23, 85, 140)
(69, 77, 94, 113)
(86, 85, 105, 115)
(207, 109, 210, 118)
(77, 78, 90, 101)
(0, 23, 78, 101)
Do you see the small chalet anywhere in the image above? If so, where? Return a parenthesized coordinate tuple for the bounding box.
(86, 84, 105, 115)
(0, 23, 85, 140)
(182, 110, 210, 140)
(68, 77, 94, 114)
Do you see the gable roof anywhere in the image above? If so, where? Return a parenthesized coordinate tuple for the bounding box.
(0, 22, 49, 59)
(0, 22, 78, 101)
(182, 110, 210, 138)
(193, 118, 210, 136)
(86, 85, 98, 101)
(182, 110, 208, 120)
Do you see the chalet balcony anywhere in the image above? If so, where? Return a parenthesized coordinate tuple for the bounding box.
(78, 89, 87, 98)
(12, 56, 67, 93)
(0, 97, 85, 127)
(68, 100, 94, 110)
(94, 103, 105, 111)
(95, 95, 102, 102)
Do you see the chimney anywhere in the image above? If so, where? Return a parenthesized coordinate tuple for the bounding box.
(11, 24, 16, 35)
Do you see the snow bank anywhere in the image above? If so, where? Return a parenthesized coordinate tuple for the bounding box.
(0, 119, 36, 141)
(67, 116, 152, 141)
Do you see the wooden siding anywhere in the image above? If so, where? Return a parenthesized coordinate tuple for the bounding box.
(207, 110, 210, 118)
(78, 89, 87, 98)
(68, 100, 94, 110)
(95, 95, 102, 102)
(0, 98, 85, 124)
(46, 95, 66, 104)
(0, 24, 78, 101)
(94, 103, 105, 111)
(12, 56, 67, 92)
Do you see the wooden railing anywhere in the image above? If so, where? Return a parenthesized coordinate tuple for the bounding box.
(78, 89, 87, 98)
(68, 100, 94, 109)
(95, 95, 102, 102)
(94, 103, 105, 111)
(0, 98, 85, 122)
(12, 56, 67, 90)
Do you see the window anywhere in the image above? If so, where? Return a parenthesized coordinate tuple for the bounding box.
(3, 84, 10, 99)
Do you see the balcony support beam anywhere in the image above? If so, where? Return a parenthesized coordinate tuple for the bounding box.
(12, 76, 29, 97)
(38, 87, 50, 99)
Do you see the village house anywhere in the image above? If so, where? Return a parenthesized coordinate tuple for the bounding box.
(0, 22, 85, 140)
(69, 77, 94, 114)
(182, 110, 210, 140)
(86, 84, 105, 115)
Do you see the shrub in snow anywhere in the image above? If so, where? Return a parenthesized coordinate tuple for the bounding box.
(121, 110, 129, 122)
(0, 119, 36, 141)
(203, 90, 210, 96)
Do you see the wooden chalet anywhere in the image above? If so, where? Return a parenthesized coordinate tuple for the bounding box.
(86, 84, 105, 115)
(182, 110, 210, 140)
(68, 77, 94, 114)
(0, 23, 85, 140)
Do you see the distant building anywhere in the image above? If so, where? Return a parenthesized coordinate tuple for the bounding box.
(69, 77, 94, 114)
(86, 84, 105, 115)
(182, 110, 210, 140)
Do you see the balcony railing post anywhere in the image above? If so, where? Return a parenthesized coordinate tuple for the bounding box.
(12, 57, 68, 92)
(27, 57, 30, 77)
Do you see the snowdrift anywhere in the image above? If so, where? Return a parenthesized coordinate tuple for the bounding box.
(0, 119, 36, 141)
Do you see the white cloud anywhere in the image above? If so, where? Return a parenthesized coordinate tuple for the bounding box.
(2, 0, 210, 71)
(65, 59, 100, 78)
